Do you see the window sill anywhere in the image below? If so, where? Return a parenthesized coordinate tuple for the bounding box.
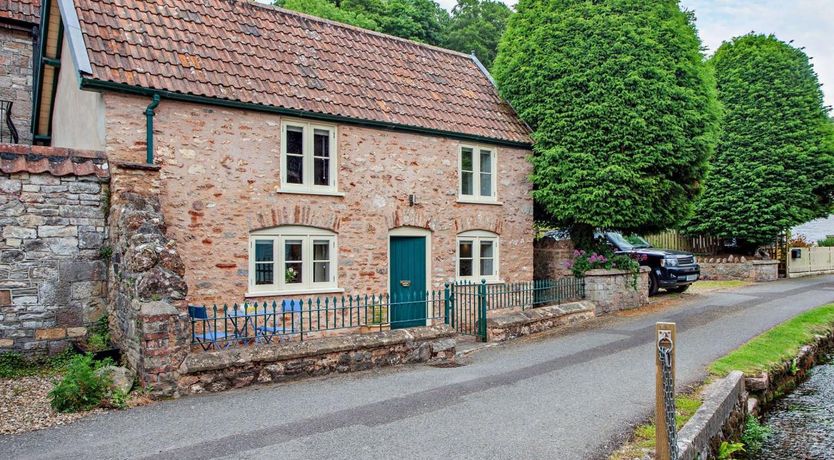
(276, 189, 346, 197)
(457, 198, 502, 206)
(454, 279, 505, 285)
(245, 287, 345, 298)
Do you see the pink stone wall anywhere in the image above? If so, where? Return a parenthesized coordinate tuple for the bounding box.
(103, 94, 534, 304)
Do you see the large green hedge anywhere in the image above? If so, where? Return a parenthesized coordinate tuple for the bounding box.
(493, 0, 719, 246)
(687, 34, 834, 246)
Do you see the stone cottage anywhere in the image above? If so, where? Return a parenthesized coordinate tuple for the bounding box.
(32, 0, 534, 327)
(0, 0, 39, 144)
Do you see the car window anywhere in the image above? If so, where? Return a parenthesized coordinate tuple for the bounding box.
(606, 232, 635, 250)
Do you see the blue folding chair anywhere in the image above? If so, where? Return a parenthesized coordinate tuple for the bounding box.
(255, 300, 299, 344)
(188, 305, 231, 350)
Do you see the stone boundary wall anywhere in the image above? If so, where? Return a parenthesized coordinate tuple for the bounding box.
(177, 325, 456, 394)
(0, 144, 109, 355)
(584, 267, 649, 315)
(677, 325, 834, 459)
(108, 164, 189, 397)
(486, 301, 595, 342)
(533, 237, 573, 280)
(699, 258, 778, 282)
(677, 371, 747, 460)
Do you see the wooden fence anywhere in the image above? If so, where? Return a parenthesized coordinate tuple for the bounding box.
(644, 231, 723, 255)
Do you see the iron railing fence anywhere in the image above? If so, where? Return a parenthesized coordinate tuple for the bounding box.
(449, 278, 585, 336)
(0, 100, 19, 144)
(190, 277, 586, 349)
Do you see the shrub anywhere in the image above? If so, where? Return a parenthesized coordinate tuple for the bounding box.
(566, 245, 643, 278)
(86, 314, 111, 352)
(818, 236, 834, 247)
(49, 354, 112, 413)
(740, 415, 772, 457)
(0, 349, 76, 378)
(788, 234, 813, 248)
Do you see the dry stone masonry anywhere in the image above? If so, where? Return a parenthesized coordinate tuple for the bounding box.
(0, 25, 35, 145)
(0, 145, 109, 354)
(108, 164, 189, 396)
(699, 257, 778, 282)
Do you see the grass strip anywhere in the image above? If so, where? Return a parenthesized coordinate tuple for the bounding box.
(709, 303, 834, 377)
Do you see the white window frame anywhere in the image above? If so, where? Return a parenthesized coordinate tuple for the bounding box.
(247, 226, 339, 296)
(458, 145, 498, 203)
(455, 230, 500, 282)
(280, 120, 339, 194)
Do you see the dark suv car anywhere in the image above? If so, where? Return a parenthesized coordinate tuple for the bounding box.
(603, 232, 700, 296)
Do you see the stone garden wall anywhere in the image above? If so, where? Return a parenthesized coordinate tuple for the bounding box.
(699, 257, 778, 282)
(0, 144, 108, 355)
(486, 301, 595, 342)
(583, 267, 649, 315)
(178, 325, 456, 394)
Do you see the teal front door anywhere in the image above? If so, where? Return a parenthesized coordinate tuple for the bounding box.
(389, 236, 427, 329)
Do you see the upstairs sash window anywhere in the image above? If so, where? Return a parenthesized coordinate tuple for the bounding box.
(281, 121, 337, 193)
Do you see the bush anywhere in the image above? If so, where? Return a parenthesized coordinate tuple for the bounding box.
(818, 236, 834, 247)
(0, 349, 76, 378)
(566, 244, 643, 278)
(49, 354, 112, 413)
(86, 315, 112, 352)
(740, 415, 772, 457)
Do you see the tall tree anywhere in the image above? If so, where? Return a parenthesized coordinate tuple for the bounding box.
(442, 0, 513, 68)
(275, 0, 381, 30)
(492, 0, 719, 247)
(274, 0, 449, 46)
(687, 34, 834, 247)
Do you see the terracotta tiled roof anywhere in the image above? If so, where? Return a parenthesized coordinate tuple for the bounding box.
(0, 0, 40, 25)
(0, 143, 109, 178)
(70, 0, 532, 145)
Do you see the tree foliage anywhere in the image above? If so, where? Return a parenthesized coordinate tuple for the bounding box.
(443, 0, 512, 68)
(492, 0, 719, 244)
(274, 0, 511, 65)
(274, 0, 449, 45)
(687, 34, 834, 246)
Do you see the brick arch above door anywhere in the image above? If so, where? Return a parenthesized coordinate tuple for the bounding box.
(387, 208, 435, 231)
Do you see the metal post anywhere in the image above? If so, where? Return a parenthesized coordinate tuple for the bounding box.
(444, 283, 451, 325)
(477, 280, 487, 342)
(656, 322, 677, 460)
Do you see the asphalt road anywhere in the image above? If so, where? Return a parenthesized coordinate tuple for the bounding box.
(3, 275, 834, 460)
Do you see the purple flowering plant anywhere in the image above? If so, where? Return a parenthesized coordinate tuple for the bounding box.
(566, 243, 641, 278)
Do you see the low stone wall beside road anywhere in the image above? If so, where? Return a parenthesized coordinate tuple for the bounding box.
(677, 371, 747, 460)
(700, 258, 778, 282)
(178, 325, 456, 394)
(583, 267, 649, 315)
(486, 301, 595, 342)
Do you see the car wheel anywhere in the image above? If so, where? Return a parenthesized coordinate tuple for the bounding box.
(667, 285, 690, 294)
(648, 272, 659, 296)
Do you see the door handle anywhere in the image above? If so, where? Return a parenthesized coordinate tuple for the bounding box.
(400, 280, 411, 287)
